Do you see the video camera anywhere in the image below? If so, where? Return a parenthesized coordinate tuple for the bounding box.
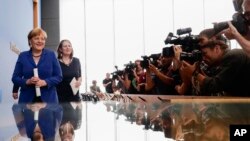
(162, 27, 203, 63)
(213, 12, 248, 35)
(164, 27, 200, 54)
(141, 53, 161, 69)
(124, 61, 136, 74)
(111, 66, 124, 80)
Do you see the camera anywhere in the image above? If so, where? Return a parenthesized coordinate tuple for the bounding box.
(141, 53, 161, 68)
(180, 50, 202, 64)
(213, 12, 248, 35)
(162, 46, 174, 57)
(124, 61, 136, 74)
(164, 27, 200, 52)
(111, 66, 124, 80)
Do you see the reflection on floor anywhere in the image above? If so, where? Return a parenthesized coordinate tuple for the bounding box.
(1, 94, 250, 141)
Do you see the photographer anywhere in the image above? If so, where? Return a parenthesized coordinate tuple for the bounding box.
(180, 39, 250, 96)
(145, 54, 177, 95)
(173, 45, 193, 95)
(175, 28, 230, 96)
(103, 73, 113, 93)
(113, 62, 140, 94)
(132, 60, 147, 93)
(223, 0, 250, 55)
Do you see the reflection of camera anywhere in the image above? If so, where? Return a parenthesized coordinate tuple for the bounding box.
(213, 12, 248, 35)
(164, 27, 200, 52)
(180, 50, 202, 63)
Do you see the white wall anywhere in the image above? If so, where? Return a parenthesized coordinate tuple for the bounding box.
(0, 0, 33, 104)
(59, 1, 238, 141)
(60, 0, 237, 93)
(0, 0, 34, 139)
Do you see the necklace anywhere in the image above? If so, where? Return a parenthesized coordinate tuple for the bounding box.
(32, 54, 41, 58)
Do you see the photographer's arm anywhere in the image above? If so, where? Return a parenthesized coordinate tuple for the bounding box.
(175, 82, 190, 95)
(181, 61, 206, 91)
(149, 64, 174, 86)
(173, 45, 182, 71)
(132, 68, 141, 85)
(225, 22, 250, 55)
(145, 68, 154, 91)
(103, 81, 111, 87)
(123, 73, 131, 90)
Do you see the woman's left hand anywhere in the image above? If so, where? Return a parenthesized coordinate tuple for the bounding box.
(35, 79, 47, 87)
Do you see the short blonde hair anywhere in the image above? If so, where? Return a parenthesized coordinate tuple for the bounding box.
(27, 28, 47, 46)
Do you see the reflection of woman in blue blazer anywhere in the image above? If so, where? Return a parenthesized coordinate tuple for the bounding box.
(12, 28, 62, 103)
(23, 103, 63, 141)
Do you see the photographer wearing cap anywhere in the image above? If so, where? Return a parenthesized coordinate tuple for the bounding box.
(180, 39, 250, 96)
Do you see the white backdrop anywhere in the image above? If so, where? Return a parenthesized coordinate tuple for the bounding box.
(59, 0, 237, 93)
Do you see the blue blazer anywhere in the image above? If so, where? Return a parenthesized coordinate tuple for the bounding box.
(12, 49, 62, 103)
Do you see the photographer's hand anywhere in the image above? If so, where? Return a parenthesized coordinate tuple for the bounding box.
(222, 21, 240, 40)
(226, 22, 250, 56)
(148, 64, 159, 75)
(173, 45, 182, 70)
(180, 61, 196, 83)
(173, 45, 182, 61)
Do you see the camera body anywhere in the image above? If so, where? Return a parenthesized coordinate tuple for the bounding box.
(180, 50, 202, 64)
(111, 70, 124, 80)
(141, 53, 161, 69)
(124, 61, 136, 74)
(162, 46, 174, 57)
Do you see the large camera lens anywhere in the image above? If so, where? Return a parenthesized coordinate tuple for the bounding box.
(213, 12, 248, 35)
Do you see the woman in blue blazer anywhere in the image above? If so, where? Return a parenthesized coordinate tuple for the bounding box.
(12, 28, 62, 103)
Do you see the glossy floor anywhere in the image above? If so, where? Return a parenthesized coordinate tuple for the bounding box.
(0, 95, 250, 141)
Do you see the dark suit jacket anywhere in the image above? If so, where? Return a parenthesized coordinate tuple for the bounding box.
(12, 48, 62, 103)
